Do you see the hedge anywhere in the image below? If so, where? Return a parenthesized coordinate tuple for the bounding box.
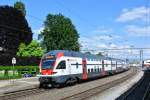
(0, 66, 39, 70)
(0, 66, 39, 79)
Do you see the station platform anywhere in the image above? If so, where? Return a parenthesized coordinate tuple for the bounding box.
(0, 77, 39, 94)
(87, 67, 144, 100)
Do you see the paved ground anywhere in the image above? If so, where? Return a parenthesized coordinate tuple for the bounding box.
(0, 77, 39, 94)
(87, 67, 144, 100)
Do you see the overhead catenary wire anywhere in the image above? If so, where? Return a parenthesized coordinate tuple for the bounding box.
(27, 14, 44, 22)
(55, 0, 98, 28)
(81, 47, 150, 51)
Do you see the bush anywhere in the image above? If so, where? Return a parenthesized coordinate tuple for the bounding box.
(17, 40, 44, 57)
(0, 66, 39, 79)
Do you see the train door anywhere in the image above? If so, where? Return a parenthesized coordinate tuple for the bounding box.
(111, 60, 112, 72)
(116, 61, 118, 72)
(67, 59, 72, 75)
(68, 61, 71, 75)
(82, 59, 87, 80)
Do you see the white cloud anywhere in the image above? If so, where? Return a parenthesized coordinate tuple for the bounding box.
(33, 27, 44, 34)
(80, 36, 127, 50)
(109, 43, 117, 48)
(93, 35, 112, 40)
(126, 25, 150, 37)
(90, 26, 122, 41)
(80, 26, 124, 52)
(79, 35, 139, 59)
(33, 27, 44, 40)
(116, 7, 149, 22)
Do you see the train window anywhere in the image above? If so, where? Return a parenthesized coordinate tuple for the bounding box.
(42, 59, 55, 69)
(96, 68, 98, 72)
(106, 63, 108, 67)
(56, 61, 66, 69)
(76, 63, 78, 69)
(94, 68, 96, 72)
(97, 68, 99, 72)
(91, 68, 93, 72)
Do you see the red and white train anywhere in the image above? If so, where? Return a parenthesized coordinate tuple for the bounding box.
(37, 50, 129, 87)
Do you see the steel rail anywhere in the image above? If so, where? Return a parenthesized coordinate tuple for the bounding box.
(61, 68, 137, 100)
(0, 87, 46, 100)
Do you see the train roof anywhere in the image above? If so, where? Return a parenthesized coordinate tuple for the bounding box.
(44, 50, 125, 61)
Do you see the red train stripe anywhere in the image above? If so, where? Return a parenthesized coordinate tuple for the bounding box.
(57, 52, 64, 59)
(82, 59, 87, 80)
(42, 69, 53, 75)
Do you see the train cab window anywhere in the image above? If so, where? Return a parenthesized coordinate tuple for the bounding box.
(56, 61, 66, 69)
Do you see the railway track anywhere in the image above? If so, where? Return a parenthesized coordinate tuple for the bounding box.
(0, 87, 46, 100)
(116, 70, 150, 100)
(0, 68, 137, 100)
(61, 68, 137, 100)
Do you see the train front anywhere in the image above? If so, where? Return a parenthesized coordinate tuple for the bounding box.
(37, 54, 57, 87)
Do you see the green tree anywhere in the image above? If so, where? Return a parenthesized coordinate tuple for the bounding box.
(0, 6, 32, 56)
(14, 1, 26, 16)
(17, 40, 44, 57)
(96, 52, 104, 56)
(41, 14, 80, 52)
(85, 51, 91, 55)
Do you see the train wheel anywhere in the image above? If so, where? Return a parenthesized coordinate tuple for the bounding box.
(53, 83, 64, 88)
(39, 83, 48, 88)
(39, 83, 44, 88)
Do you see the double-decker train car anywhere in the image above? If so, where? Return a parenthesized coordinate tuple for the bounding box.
(37, 50, 129, 87)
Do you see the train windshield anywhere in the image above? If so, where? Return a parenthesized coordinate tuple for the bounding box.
(42, 59, 55, 69)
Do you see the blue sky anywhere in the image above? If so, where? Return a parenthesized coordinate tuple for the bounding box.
(0, 0, 150, 59)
